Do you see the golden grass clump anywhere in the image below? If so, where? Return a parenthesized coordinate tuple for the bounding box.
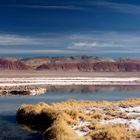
(16, 98, 140, 140)
(66, 110, 79, 119)
(133, 130, 140, 138)
(89, 119, 101, 130)
(90, 124, 132, 140)
(91, 111, 103, 120)
(116, 98, 140, 106)
(56, 111, 75, 125)
(43, 119, 82, 140)
(66, 110, 90, 122)
(16, 103, 58, 132)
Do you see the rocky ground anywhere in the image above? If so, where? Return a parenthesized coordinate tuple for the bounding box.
(0, 86, 46, 96)
(17, 98, 140, 140)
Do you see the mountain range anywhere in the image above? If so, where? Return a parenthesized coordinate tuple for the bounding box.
(0, 56, 140, 72)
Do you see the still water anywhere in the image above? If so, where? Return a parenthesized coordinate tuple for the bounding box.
(0, 85, 140, 140)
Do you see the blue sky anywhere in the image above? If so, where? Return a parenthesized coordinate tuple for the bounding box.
(0, 0, 140, 58)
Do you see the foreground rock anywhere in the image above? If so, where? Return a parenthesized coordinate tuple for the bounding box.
(0, 86, 46, 96)
(17, 98, 140, 140)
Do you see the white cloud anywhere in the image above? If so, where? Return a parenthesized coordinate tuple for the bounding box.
(2, 1, 140, 14)
(3, 4, 84, 11)
(68, 42, 109, 50)
(67, 32, 140, 49)
(0, 49, 78, 54)
(1, 48, 140, 55)
(0, 34, 42, 45)
(91, 1, 140, 14)
(90, 49, 140, 54)
(0, 32, 140, 55)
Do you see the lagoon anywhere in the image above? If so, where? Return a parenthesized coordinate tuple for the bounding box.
(0, 85, 140, 139)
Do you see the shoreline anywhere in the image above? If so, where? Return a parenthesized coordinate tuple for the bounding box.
(0, 77, 139, 86)
(0, 77, 140, 96)
(16, 98, 140, 140)
(0, 86, 46, 96)
(0, 71, 140, 78)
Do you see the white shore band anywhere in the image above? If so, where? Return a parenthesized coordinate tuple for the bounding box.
(0, 77, 139, 86)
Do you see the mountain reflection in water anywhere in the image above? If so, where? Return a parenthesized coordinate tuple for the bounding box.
(0, 85, 140, 140)
(45, 85, 140, 93)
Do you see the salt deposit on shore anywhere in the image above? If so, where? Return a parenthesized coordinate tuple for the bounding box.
(0, 77, 139, 86)
(70, 105, 140, 137)
(100, 105, 140, 131)
(17, 99, 140, 139)
(0, 86, 46, 96)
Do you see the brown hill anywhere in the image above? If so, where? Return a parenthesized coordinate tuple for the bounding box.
(0, 58, 30, 70)
(36, 62, 140, 72)
(0, 56, 140, 72)
(22, 56, 140, 72)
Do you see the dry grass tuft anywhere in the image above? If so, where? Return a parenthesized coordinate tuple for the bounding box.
(16, 98, 140, 140)
(16, 103, 58, 132)
(90, 124, 131, 140)
(43, 119, 82, 140)
(91, 111, 103, 120)
(133, 130, 140, 139)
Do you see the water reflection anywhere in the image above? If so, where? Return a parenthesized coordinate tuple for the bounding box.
(45, 85, 140, 93)
(0, 115, 43, 140)
(0, 85, 140, 139)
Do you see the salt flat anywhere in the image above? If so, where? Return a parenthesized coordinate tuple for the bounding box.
(0, 77, 140, 86)
(0, 70, 140, 78)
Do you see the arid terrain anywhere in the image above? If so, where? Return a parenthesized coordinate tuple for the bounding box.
(0, 56, 140, 139)
(0, 70, 140, 78)
(17, 98, 140, 140)
(0, 72, 139, 96)
(0, 56, 140, 72)
(0, 68, 139, 96)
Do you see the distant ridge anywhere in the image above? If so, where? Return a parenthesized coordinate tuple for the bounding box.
(0, 58, 29, 70)
(0, 56, 140, 72)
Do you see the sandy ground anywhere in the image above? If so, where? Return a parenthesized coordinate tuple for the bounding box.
(0, 71, 139, 87)
(0, 70, 140, 78)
